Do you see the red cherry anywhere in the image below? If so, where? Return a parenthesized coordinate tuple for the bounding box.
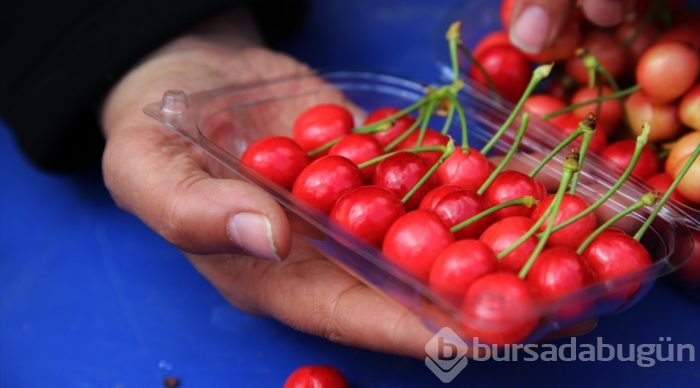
(552, 114, 608, 152)
(646, 173, 689, 204)
(601, 140, 660, 180)
(530, 194, 597, 250)
(480, 216, 539, 273)
(461, 272, 538, 345)
(284, 365, 348, 388)
(293, 104, 354, 154)
(615, 20, 660, 62)
(470, 45, 531, 102)
(656, 21, 700, 50)
(636, 42, 699, 104)
(526, 247, 592, 321)
(679, 84, 700, 130)
(419, 185, 463, 211)
(500, 0, 513, 29)
(372, 152, 437, 210)
(292, 155, 364, 213)
(436, 148, 493, 192)
(523, 94, 570, 128)
(582, 229, 653, 301)
(241, 136, 309, 189)
(397, 129, 449, 165)
(482, 171, 547, 219)
(364, 107, 415, 147)
(328, 133, 384, 180)
(624, 91, 681, 142)
(473, 31, 511, 58)
(382, 210, 455, 282)
(565, 30, 627, 85)
(429, 240, 498, 304)
(329, 185, 405, 247)
(570, 86, 623, 131)
(674, 230, 700, 285)
(432, 189, 492, 239)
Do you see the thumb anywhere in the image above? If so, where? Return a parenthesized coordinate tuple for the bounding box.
(508, 0, 575, 54)
(103, 125, 291, 260)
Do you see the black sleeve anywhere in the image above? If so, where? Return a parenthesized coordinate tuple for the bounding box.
(0, 0, 305, 172)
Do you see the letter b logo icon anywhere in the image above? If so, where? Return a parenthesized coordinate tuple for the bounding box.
(425, 328, 469, 383)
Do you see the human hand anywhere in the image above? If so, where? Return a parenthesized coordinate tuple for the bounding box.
(101, 9, 434, 358)
(508, 0, 632, 54)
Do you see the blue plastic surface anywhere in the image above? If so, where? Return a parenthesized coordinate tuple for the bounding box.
(1, 0, 699, 386)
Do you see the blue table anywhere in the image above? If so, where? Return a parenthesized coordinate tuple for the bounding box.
(2, 0, 699, 386)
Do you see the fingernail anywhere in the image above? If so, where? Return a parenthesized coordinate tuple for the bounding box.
(509, 5, 550, 54)
(227, 213, 281, 261)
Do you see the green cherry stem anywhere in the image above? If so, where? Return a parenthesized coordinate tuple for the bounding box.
(357, 145, 446, 169)
(577, 192, 658, 254)
(383, 105, 428, 152)
(538, 123, 651, 237)
(477, 112, 529, 195)
(353, 98, 427, 134)
(500, 154, 579, 262)
(307, 137, 342, 157)
(481, 63, 553, 155)
(519, 156, 579, 278)
(446, 91, 469, 149)
(440, 100, 456, 135)
(416, 96, 438, 147)
(402, 139, 455, 204)
(458, 45, 497, 95)
(541, 84, 640, 120)
(447, 21, 461, 83)
(633, 143, 700, 241)
(528, 122, 587, 179)
(450, 196, 538, 233)
(582, 52, 598, 88)
(569, 113, 597, 194)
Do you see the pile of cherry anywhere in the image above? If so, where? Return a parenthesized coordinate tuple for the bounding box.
(240, 23, 700, 345)
(467, 0, 700, 208)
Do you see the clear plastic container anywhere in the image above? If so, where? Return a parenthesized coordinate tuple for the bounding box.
(145, 70, 696, 345)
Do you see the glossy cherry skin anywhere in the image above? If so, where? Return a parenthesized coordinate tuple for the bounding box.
(482, 171, 547, 219)
(646, 172, 689, 204)
(292, 155, 364, 213)
(473, 31, 511, 58)
(636, 42, 699, 104)
(432, 189, 492, 239)
(523, 94, 570, 129)
(470, 45, 531, 102)
(382, 210, 455, 282)
(241, 136, 309, 189)
(373, 152, 437, 210)
(553, 113, 608, 152)
(329, 185, 405, 247)
(565, 30, 627, 85)
(293, 104, 354, 154)
(601, 140, 660, 180)
(284, 365, 348, 388)
(480, 216, 539, 273)
(397, 129, 449, 165)
(461, 272, 539, 346)
(625, 91, 681, 142)
(500, 0, 513, 29)
(328, 133, 384, 180)
(419, 184, 464, 211)
(436, 148, 493, 193)
(429, 239, 498, 304)
(364, 107, 415, 148)
(571, 85, 623, 131)
(526, 247, 592, 321)
(679, 84, 700, 130)
(582, 229, 653, 301)
(531, 193, 597, 250)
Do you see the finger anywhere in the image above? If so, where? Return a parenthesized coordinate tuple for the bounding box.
(103, 124, 291, 260)
(188, 244, 435, 358)
(509, 0, 576, 54)
(582, 0, 630, 27)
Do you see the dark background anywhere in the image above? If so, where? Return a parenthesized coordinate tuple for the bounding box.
(1, 0, 699, 386)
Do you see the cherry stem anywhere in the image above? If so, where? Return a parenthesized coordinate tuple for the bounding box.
(577, 192, 658, 254)
(447, 21, 461, 83)
(446, 91, 469, 149)
(307, 137, 342, 156)
(537, 123, 651, 237)
(416, 97, 438, 147)
(354, 99, 427, 134)
(440, 100, 456, 135)
(519, 157, 579, 278)
(541, 84, 640, 120)
(624, 0, 661, 46)
(383, 106, 428, 152)
(458, 45, 497, 96)
(528, 128, 583, 178)
(450, 196, 538, 233)
(633, 143, 700, 241)
(480, 63, 553, 155)
(357, 145, 446, 169)
(569, 113, 597, 194)
(499, 154, 579, 262)
(401, 139, 456, 204)
(477, 113, 529, 195)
